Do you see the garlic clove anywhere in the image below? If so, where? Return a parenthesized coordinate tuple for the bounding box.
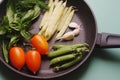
(76, 24, 81, 29)
(73, 28, 80, 36)
(69, 22, 79, 29)
(62, 31, 74, 40)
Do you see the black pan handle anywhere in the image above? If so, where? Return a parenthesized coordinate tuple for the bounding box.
(96, 33, 120, 48)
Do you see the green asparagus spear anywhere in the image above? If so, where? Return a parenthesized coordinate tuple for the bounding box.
(53, 55, 82, 71)
(50, 53, 77, 66)
(76, 47, 89, 53)
(53, 43, 89, 50)
(71, 43, 89, 48)
(48, 43, 89, 58)
(52, 45, 65, 50)
(48, 43, 90, 71)
(48, 47, 74, 58)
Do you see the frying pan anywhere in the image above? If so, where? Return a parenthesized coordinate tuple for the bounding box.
(0, 0, 120, 79)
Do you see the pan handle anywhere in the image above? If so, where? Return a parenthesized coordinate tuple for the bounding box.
(96, 33, 120, 48)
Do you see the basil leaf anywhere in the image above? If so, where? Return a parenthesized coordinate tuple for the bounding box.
(8, 35, 20, 48)
(31, 5, 41, 21)
(2, 41, 9, 63)
(0, 27, 7, 35)
(20, 30, 31, 40)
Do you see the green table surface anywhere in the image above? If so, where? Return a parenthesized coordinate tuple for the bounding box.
(0, 0, 120, 80)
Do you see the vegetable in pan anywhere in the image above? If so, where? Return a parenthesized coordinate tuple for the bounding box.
(48, 43, 89, 71)
(48, 43, 89, 58)
(61, 22, 80, 40)
(54, 55, 82, 71)
(50, 53, 77, 66)
(25, 50, 41, 74)
(0, 0, 48, 63)
(30, 34, 49, 55)
(9, 47, 25, 70)
(39, 0, 75, 41)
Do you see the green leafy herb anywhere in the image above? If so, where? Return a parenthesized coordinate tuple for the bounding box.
(2, 41, 9, 63)
(0, 0, 48, 63)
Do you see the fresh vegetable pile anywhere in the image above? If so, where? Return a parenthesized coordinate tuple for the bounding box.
(0, 0, 48, 74)
(0, 0, 90, 74)
(0, 0, 48, 63)
(48, 43, 89, 71)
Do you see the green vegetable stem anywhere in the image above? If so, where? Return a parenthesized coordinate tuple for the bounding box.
(53, 43, 89, 50)
(48, 43, 89, 71)
(76, 47, 89, 53)
(48, 43, 89, 58)
(52, 45, 65, 50)
(48, 47, 74, 58)
(50, 53, 77, 66)
(53, 55, 82, 71)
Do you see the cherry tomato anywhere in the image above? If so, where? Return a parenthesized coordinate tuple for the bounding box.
(25, 50, 41, 74)
(9, 47, 25, 70)
(30, 34, 49, 55)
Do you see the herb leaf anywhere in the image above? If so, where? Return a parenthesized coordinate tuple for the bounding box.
(2, 41, 9, 63)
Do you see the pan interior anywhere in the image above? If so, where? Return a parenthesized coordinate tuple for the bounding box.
(0, 0, 97, 79)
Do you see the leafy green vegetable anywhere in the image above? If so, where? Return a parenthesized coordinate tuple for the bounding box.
(6, 0, 14, 24)
(20, 30, 31, 40)
(21, 5, 41, 23)
(16, 0, 48, 10)
(8, 35, 20, 48)
(2, 41, 9, 63)
(0, 0, 48, 63)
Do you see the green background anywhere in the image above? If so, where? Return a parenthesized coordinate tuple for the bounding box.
(0, 0, 120, 80)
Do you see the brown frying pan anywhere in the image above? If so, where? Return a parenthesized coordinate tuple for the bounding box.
(0, 0, 120, 79)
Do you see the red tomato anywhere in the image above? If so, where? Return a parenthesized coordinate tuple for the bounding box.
(30, 34, 49, 55)
(9, 47, 25, 70)
(25, 50, 41, 74)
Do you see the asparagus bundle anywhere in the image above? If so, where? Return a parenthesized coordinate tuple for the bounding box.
(47, 43, 89, 71)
